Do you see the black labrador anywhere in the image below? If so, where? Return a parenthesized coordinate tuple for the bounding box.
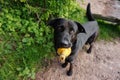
(48, 3, 99, 76)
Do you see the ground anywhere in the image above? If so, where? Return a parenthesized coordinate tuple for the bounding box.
(77, 0, 120, 19)
(36, 40, 120, 80)
(36, 0, 120, 80)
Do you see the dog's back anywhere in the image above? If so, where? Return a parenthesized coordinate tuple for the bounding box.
(82, 21, 99, 37)
(82, 3, 99, 37)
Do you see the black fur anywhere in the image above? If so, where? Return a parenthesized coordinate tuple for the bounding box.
(48, 3, 99, 76)
(86, 3, 95, 21)
(48, 18, 86, 51)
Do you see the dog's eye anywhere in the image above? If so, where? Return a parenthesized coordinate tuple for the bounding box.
(69, 28, 74, 34)
(58, 26, 64, 32)
(70, 30, 74, 34)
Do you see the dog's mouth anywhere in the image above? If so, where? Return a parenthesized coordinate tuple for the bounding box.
(58, 43, 72, 48)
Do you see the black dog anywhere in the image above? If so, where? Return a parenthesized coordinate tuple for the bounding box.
(48, 3, 99, 76)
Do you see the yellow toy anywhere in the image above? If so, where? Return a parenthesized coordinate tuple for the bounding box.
(57, 48, 71, 63)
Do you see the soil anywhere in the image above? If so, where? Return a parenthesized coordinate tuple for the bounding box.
(36, 0, 120, 80)
(36, 40, 120, 80)
(77, 0, 120, 19)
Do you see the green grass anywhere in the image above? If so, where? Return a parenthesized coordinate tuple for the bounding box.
(98, 21, 120, 40)
(0, 45, 55, 80)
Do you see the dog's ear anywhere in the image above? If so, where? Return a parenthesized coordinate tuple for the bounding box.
(48, 18, 63, 28)
(47, 18, 65, 28)
(75, 21, 86, 33)
(47, 19, 57, 28)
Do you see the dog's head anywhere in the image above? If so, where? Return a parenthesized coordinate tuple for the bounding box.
(48, 18, 86, 48)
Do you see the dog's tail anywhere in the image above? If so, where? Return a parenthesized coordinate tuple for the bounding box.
(86, 3, 95, 21)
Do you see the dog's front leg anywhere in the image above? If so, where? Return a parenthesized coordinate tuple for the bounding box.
(65, 52, 77, 76)
(67, 62, 73, 76)
(61, 61, 68, 68)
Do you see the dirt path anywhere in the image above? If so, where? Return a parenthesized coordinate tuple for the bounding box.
(77, 0, 120, 19)
(36, 40, 120, 80)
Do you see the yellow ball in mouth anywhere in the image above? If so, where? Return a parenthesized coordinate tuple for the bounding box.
(57, 48, 71, 63)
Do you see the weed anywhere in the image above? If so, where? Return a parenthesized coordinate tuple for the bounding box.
(98, 21, 120, 40)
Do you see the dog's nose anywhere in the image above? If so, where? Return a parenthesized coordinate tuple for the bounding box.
(61, 40, 69, 47)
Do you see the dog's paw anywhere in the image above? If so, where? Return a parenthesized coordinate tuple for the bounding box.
(66, 56, 73, 62)
(61, 63, 68, 68)
(67, 70, 72, 76)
